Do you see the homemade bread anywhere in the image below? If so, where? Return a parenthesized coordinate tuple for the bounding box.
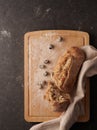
(51, 47, 86, 92)
(45, 47, 85, 111)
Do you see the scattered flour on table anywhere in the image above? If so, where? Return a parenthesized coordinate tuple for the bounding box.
(42, 8, 52, 17)
(33, 6, 52, 18)
(46, 8, 51, 13)
(33, 6, 42, 17)
(1, 30, 11, 37)
(0, 30, 11, 39)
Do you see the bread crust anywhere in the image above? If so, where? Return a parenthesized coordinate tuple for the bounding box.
(51, 47, 86, 92)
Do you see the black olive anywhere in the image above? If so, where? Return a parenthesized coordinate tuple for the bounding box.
(43, 71, 49, 76)
(49, 44, 54, 49)
(39, 64, 45, 69)
(44, 60, 50, 64)
(57, 36, 63, 42)
(38, 81, 46, 89)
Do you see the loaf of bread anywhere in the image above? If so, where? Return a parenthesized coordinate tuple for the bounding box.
(51, 47, 86, 93)
(44, 82, 71, 111)
(45, 47, 85, 111)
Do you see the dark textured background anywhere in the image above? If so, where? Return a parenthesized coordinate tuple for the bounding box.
(0, 0, 97, 130)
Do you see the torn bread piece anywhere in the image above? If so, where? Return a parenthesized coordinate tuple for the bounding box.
(44, 82, 71, 111)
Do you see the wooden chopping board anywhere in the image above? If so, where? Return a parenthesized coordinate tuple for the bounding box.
(24, 30, 89, 122)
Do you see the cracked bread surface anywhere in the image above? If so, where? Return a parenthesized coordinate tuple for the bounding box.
(51, 47, 86, 92)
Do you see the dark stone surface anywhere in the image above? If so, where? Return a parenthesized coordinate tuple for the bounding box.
(0, 0, 97, 130)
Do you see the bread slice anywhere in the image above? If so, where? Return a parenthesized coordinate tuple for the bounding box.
(51, 47, 86, 93)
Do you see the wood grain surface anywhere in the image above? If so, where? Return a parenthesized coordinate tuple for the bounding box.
(24, 30, 89, 122)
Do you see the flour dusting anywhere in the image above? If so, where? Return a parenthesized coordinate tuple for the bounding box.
(0, 30, 11, 38)
(33, 6, 42, 17)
